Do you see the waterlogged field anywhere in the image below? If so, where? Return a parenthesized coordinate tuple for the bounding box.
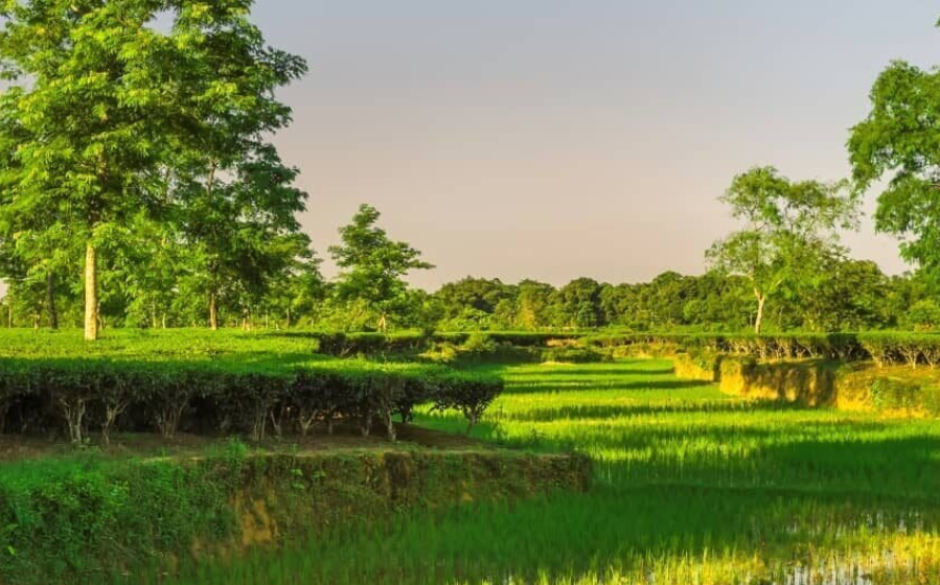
(164, 359, 940, 585)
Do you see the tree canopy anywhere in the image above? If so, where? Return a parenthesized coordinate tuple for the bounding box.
(849, 58, 940, 283)
(0, 0, 307, 339)
(329, 204, 433, 332)
(707, 167, 859, 335)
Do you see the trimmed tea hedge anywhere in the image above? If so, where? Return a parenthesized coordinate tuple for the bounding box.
(313, 331, 588, 357)
(0, 356, 503, 443)
(584, 332, 940, 367)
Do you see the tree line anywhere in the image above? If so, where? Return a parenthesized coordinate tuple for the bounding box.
(2, 2, 940, 338)
(2, 234, 939, 333)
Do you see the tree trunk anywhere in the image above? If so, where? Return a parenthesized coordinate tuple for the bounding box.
(383, 408, 396, 442)
(209, 293, 219, 330)
(466, 413, 478, 436)
(298, 408, 316, 438)
(250, 411, 267, 442)
(84, 243, 99, 341)
(46, 273, 58, 330)
(754, 293, 766, 336)
(156, 404, 186, 440)
(378, 312, 388, 333)
(60, 397, 87, 444)
(101, 400, 128, 447)
(326, 411, 335, 435)
(286, 307, 292, 329)
(0, 400, 8, 435)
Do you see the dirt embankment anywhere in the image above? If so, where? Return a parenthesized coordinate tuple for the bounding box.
(0, 429, 590, 585)
(673, 352, 940, 416)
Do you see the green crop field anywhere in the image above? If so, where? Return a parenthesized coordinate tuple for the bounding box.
(152, 359, 940, 585)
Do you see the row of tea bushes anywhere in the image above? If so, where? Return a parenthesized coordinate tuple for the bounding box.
(284, 330, 940, 367)
(313, 331, 588, 358)
(0, 329, 589, 361)
(0, 328, 325, 358)
(585, 332, 940, 367)
(0, 357, 503, 444)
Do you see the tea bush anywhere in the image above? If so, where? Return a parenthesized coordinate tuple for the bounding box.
(0, 356, 503, 443)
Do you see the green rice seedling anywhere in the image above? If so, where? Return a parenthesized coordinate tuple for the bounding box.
(144, 359, 940, 585)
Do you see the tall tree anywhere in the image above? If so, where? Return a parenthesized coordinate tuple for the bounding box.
(707, 167, 858, 335)
(178, 144, 311, 329)
(0, 0, 305, 339)
(849, 52, 940, 284)
(329, 204, 433, 332)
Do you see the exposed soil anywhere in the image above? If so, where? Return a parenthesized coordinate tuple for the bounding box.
(0, 422, 484, 463)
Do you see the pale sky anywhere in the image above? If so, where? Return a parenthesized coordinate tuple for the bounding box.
(5, 1, 940, 296)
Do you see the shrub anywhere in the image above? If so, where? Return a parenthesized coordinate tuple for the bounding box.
(542, 347, 608, 364)
(904, 300, 940, 332)
(871, 378, 924, 412)
(0, 356, 502, 444)
(430, 370, 504, 435)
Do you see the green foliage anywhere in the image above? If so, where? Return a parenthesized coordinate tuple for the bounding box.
(582, 330, 940, 368)
(150, 360, 940, 585)
(0, 0, 309, 340)
(0, 332, 504, 443)
(850, 56, 940, 283)
(329, 205, 433, 332)
(0, 448, 585, 585)
(870, 378, 940, 416)
(0, 454, 241, 584)
(541, 347, 608, 364)
(904, 300, 940, 332)
(707, 167, 859, 335)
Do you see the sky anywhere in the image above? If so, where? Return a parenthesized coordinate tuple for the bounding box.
(4, 1, 940, 296)
(251, 0, 940, 290)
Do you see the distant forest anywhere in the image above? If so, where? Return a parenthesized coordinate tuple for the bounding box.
(2, 234, 936, 334)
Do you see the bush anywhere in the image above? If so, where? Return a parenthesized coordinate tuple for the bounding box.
(542, 347, 608, 364)
(867, 376, 940, 416)
(904, 300, 940, 332)
(314, 331, 589, 358)
(429, 370, 504, 435)
(584, 331, 940, 368)
(0, 356, 503, 444)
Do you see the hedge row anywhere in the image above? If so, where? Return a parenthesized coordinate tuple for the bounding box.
(0, 328, 323, 358)
(0, 329, 590, 360)
(585, 332, 940, 367)
(313, 331, 587, 357)
(0, 357, 503, 443)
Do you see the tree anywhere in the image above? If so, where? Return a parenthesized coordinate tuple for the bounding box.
(905, 300, 940, 332)
(707, 167, 858, 335)
(551, 278, 604, 328)
(797, 259, 892, 332)
(178, 144, 311, 329)
(434, 277, 515, 329)
(329, 205, 433, 332)
(0, 0, 305, 340)
(849, 54, 940, 285)
(516, 280, 554, 329)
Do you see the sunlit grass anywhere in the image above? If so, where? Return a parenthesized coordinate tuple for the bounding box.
(161, 359, 940, 585)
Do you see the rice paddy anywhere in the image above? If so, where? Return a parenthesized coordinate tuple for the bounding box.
(163, 359, 940, 585)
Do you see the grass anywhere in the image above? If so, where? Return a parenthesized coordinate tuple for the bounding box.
(150, 359, 940, 584)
